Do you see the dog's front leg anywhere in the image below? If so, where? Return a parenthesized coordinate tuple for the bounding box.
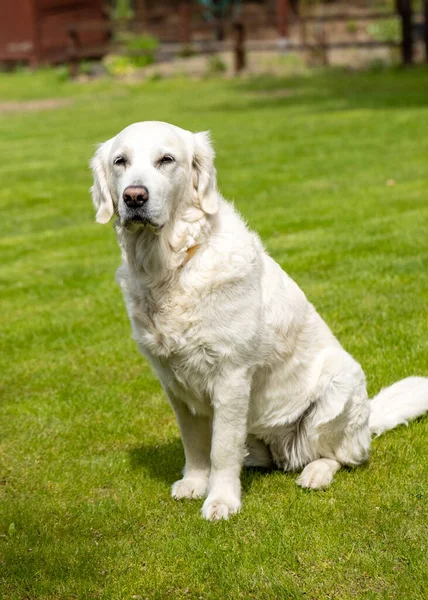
(169, 395, 212, 500)
(202, 370, 250, 521)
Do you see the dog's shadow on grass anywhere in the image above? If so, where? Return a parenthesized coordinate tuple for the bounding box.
(129, 438, 184, 484)
(128, 438, 276, 492)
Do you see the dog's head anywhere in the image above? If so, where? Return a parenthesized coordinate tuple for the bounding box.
(90, 121, 219, 230)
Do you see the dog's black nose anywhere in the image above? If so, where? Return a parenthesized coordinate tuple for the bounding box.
(123, 186, 149, 208)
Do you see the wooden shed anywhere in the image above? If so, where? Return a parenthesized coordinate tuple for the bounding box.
(0, 0, 109, 67)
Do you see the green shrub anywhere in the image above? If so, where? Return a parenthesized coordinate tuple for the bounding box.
(206, 55, 227, 76)
(125, 34, 158, 54)
(367, 18, 400, 44)
(113, 33, 159, 69)
(103, 54, 137, 76)
(115, 32, 158, 55)
(55, 65, 70, 82)
(346, 20, 358, 35)
(111, 0, 134, 21)
(103, 34, 159, 76)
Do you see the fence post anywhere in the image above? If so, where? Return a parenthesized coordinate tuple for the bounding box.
(67, 26, 80, 78)
(277, 0, 289, 38)
(424, 0, 428, 62)
(180, 1, 191, 46)
(233, 21, 246, 74)
(396, 0, 414, 65)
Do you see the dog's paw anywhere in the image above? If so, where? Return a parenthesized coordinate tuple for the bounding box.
(171, 476, 208, 500)
(297, 459, 339, 490)
(201, 494, 241, 521)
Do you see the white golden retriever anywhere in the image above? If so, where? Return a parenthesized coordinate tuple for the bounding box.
(91, 121, 428, 521)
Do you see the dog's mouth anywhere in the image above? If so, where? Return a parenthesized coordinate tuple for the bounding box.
(122, 214, 164, 233)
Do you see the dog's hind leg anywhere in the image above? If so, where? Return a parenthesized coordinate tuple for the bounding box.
(295, 351, 372, 490)
(296, 458, 341, 489)
(296, 404, 371, 490)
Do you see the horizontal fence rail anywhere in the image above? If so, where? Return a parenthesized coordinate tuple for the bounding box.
(63, 8, 426, 76)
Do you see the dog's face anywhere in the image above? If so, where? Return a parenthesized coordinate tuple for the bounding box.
(90, 121, 219, 229)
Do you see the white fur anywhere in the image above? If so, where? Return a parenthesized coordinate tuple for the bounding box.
(369, 377, 428, 436)
(90, 121, 428, 521)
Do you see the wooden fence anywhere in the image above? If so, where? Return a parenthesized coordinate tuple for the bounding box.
(66, 3, 428, 76)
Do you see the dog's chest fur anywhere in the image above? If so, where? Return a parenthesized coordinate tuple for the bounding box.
(118, 264, 222, 412)
(129, 282, 200, 358)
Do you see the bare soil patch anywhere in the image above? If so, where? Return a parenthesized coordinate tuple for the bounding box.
(0, 98, 73, 114)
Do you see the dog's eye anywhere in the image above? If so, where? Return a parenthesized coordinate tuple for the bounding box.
(159, 155, 175, 165)
(114, 156, 126, 167)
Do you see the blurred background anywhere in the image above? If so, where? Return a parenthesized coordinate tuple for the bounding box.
(0, 1, 427, 78)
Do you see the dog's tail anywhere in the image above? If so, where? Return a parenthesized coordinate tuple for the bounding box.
(369, 377, 428, 436)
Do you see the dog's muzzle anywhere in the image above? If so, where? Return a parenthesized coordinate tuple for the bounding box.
(120, 185, 162, 233)
(122, 185, 149, 208)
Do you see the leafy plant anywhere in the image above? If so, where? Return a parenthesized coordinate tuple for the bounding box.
(116, 33, 159, 55)
(111, 0, 134, 22)
(346, 20, 358, 35)
(114, 33, 159, 69)
(103, 54, 137, 76)
(367, 18, 401, 44)
(103, 34, 159, 75)
(206, 55, 227, 75)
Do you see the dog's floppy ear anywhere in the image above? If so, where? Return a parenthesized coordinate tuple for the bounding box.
(90, 139, 114, 224)
(192, 131, 219, 215)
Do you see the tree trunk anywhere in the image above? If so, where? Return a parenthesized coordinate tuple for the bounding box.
(396, 0, 414, 65)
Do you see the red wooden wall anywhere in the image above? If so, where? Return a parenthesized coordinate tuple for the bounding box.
(0, 0, 107, 66)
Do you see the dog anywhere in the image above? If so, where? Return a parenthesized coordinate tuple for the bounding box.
(90, 121, 428, 521)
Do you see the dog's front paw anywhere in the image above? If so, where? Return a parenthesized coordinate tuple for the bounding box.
(171, 476, 208, 500)
(201, 493, 241, 521)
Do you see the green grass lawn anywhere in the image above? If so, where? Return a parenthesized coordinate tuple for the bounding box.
(1, 66, 427, 599)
